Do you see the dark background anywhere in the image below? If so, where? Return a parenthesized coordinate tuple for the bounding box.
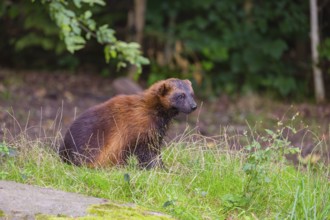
(0, 0, 330, 100)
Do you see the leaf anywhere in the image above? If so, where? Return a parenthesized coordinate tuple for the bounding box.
(73, 36, 86, 44)
(221, 194, 248, 208)
(82, 0, 106, 6)
(63, 9, 75, 18)
(96, 25, 115, 44)
(264, 176, 271, 183)
(110, 50, 117, 58)
(124, 173, 130, 183)
(86, 32, 92, 40)
(127, 42, 140, 49)
(262, 39, 288, 59)
(320, 38, 330, 59)
(162, 200, 174, 208)
(21, 174, 28, 180)
(243, 163, 254, 174)
(8, 148, 17, 157)
(70, 20, 81, 35)
(265, 129, 276, 137)
(84, 10, 92, 19)
(104, 45, 111, 63)
(0, 143, 10, 157)
(245, 145, 252, 151)
(73, 0, 82, 8)
(117, 62, 127, 69)
(200, 191, 207, 197)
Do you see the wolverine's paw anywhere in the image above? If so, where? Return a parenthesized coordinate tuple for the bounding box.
(140, 159, 167, 171)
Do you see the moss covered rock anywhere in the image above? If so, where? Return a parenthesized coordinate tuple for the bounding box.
(36, 202, 175, 220)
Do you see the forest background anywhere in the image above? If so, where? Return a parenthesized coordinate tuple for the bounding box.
(1, 0, 330, 101)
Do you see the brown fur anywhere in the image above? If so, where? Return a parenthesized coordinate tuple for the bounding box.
(59, 78, 197, 168)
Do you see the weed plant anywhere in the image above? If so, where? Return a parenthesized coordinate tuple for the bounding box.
(0, 123, 329, 219)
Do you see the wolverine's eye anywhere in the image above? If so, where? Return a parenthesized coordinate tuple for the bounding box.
(177, 93, 185, 100)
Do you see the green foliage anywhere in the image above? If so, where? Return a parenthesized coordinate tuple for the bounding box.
(45, 0, 149, 73)
(0, 142, 10, 179)
(320, 38, 330, 61)
(0, 0, 330, 98)
(0, 142, 9, 157)
(0, 0, 148, 72)
(0, 142, 16, 159)
(1, 127, 329, 219)
(221, 126, 301, 212)
(0, 0, 327, 98)
(0, 1, 74, 68)
(146, 0, 310, 98)
(0, 1, 66, 53)
(242, 127, 300, 198)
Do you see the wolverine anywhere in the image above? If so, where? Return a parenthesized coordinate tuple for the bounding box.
(59, 78, 197, 169)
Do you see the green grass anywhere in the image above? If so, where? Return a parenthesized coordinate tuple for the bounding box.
(0, 130, 329, 220)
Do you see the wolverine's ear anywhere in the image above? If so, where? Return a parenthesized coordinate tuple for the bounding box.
(184, 79, 192, 86)
(158, 82, 170, 96)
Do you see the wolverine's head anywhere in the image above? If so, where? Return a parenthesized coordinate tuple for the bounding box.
(156, 78, 197, 114)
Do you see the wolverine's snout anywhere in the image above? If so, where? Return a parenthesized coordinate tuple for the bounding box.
(189, 97, 197, 111)
(191, 103, 197, 111)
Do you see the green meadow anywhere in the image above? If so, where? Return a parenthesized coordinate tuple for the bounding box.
(0, 124, 329, 220)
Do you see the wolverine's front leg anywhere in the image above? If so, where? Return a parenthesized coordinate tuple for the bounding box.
(135, 147, 164, 169)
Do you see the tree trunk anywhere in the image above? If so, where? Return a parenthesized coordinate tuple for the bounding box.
(310, 0, 325, 103)
(133, 0, 146, 45)
(127, 0, 147, 76)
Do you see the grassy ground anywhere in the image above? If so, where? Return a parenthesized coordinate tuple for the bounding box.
(0, 69, 329, 219)
(0, 126, 329, 220)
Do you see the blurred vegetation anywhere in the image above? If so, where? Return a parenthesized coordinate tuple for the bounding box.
(0, 0, 330, 99)
(0, 0, 148, 73)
